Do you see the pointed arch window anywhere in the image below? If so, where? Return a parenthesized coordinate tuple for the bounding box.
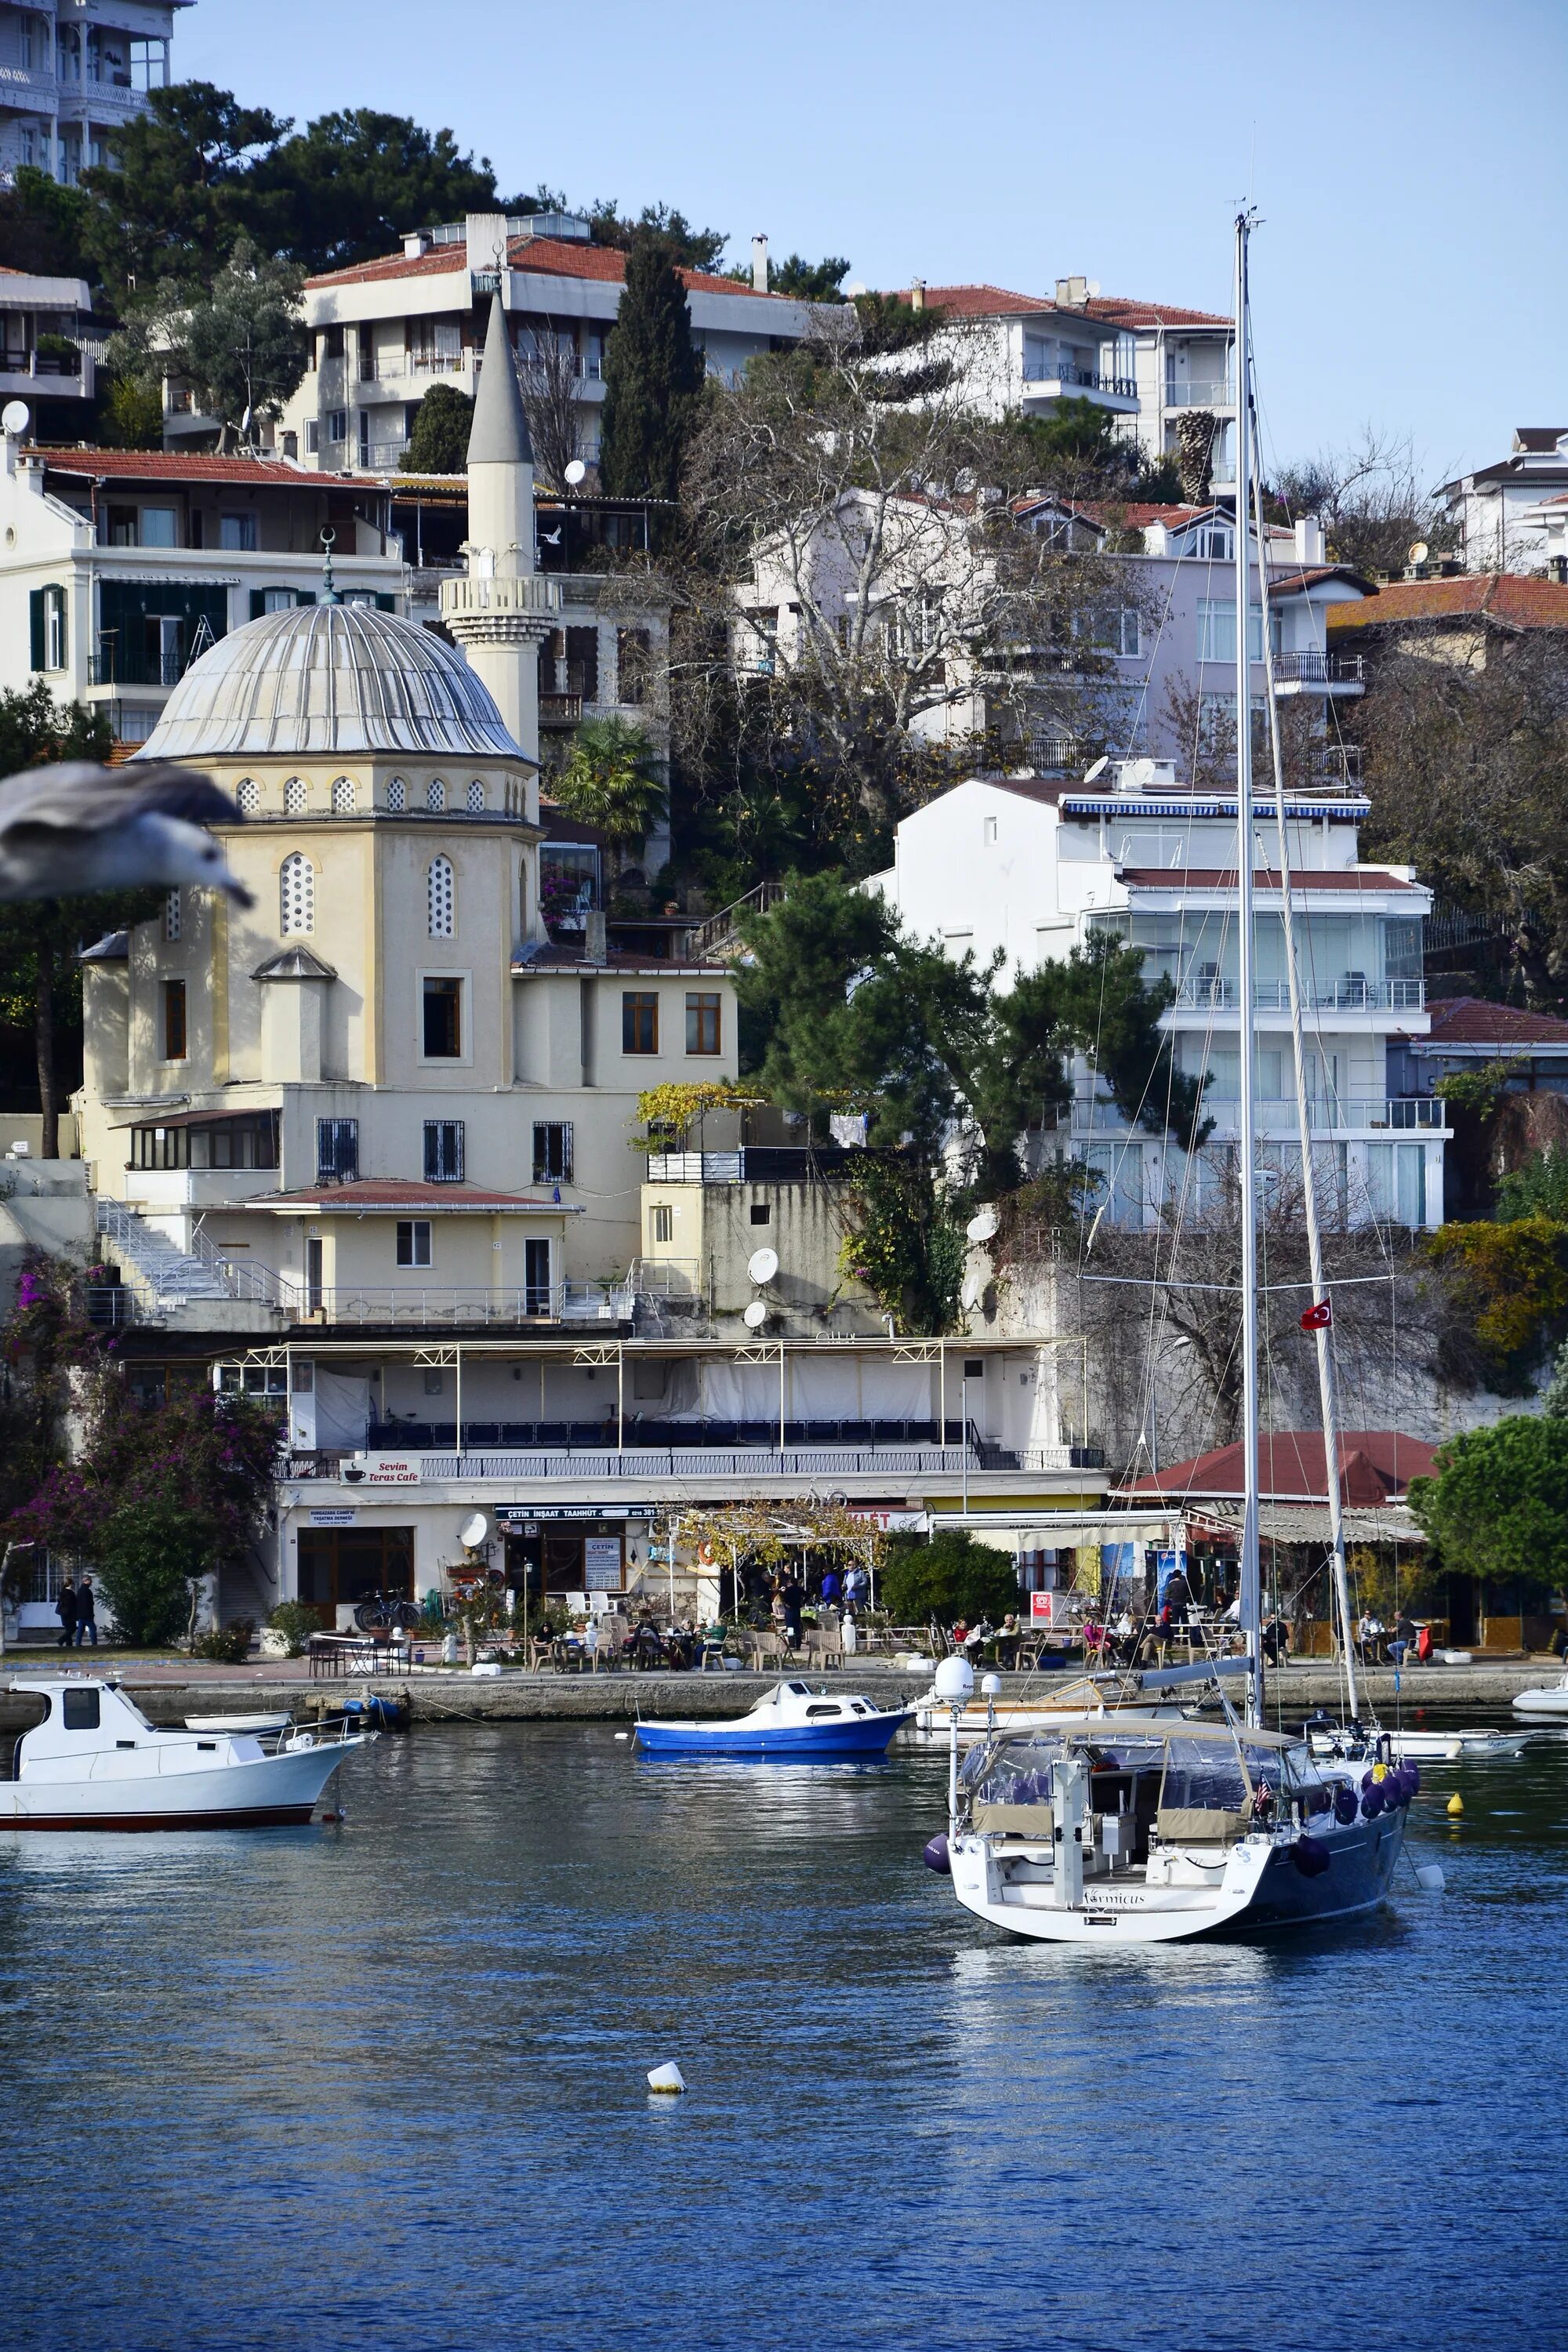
(387, 777, 407, 812)
(284, 776, 307, 815)
(331, 775, 356, 813)
(281, 851, 314, 935)
(466, 779, 485, 813)
(426, 777, 446, 812)
(428, 854, 455, 938)
(236, 778, 260, 815)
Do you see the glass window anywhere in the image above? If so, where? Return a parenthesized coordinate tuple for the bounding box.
(284, 777, 307, 815)
(62, 1690, 100, 1731)
(532, 1121, 574, 1183)
(162, 978, 187, 1062)
(422, 977, 462, 1058)
(331, 776, 356, 814)
(316, 1117, 358, 1181)
(280, 851, 314, 934)
(427, 855, 455, 937)
(237, 779, 260, 815)
(423, 1120, 465, 1182)
(1197, 599, 1264, 665)
(140, 506, 178, 548)
(328, 411, 347, 442)
(387, 778, 407, 812)
(466, 779, 485, 812)
(396, 1219, 433, 1268)
(426, 778, 446, 812)
(686, 992, 720, 1054)
(218, 513, 257, 551)
(622, 992, 659, 1054)
(650, 1204, 673, 1244)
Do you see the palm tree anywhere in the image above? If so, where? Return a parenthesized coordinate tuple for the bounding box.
(554, 717, 667, 883)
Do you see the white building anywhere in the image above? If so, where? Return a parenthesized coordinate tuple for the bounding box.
(0, 0, 186, 185)
(238, 209, 828, 477)
(869, 768, 1447, 1231)
(0, 263, 96, 427)
(1437, 428, 1568, 575)
(877, 278, 1235, 474)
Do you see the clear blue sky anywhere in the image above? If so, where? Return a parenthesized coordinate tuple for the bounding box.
(181, 0, 1565, 486)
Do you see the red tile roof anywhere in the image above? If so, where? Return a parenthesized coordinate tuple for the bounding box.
(36, 448, 335, 488)
(309, 234, 791, 302)
(251, 1179, 565, 1212)
(1120, 867, 1417, 893)
(1080, 295, 1230, 329)
(882, 286, 1229, 328)
(1123, 1429, 1438, 1504)
(1327, 572, 1568, 633)
(1420, 995, 1568, 1050)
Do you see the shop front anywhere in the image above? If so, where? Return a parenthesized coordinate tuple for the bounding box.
(296, 1524, 416, 1611)
(498, 1512, 631, 1599)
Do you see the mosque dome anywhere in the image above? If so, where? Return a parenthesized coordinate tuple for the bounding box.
(133, 599, 527, 764)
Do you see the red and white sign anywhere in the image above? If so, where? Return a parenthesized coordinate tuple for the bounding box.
(1029, 1590, 1055, 1626)
(362, 1455, 420, 1486)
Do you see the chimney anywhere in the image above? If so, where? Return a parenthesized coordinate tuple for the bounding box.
(1294, 516, 1326, 566)
(751, 234, 769, 293)
(911, 278, 926, 313)
(1055, 274, 1089, 308)
(402, 229, 431, 260)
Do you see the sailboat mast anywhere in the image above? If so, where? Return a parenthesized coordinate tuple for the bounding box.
(1248, 392, 1361, 1722)
(1233, 212, 1263, 1730)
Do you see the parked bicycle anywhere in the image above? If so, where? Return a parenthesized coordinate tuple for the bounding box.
(353, 1589, 422, 1634)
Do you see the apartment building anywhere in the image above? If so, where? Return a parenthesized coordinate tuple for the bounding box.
(1436, 428, 1568, 575)
(867, 765, 1447, 1232)
(0, 263, 96, 436)
(0, 433, 405, 741)
(251, 209, 826, 479)
(877, 276, 1235, 474)
(0, 0, 186, 186)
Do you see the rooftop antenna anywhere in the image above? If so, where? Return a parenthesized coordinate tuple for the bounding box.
(318, 526, 339, 605)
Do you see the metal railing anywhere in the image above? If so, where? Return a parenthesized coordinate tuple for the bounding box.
(0, 350, 80, 378)
(1164, 379, 1235, 407)
(539, 692, 583, 724)
(289, 1280, 633, 1327)
(1022, 360, 1138, 397)
(1026, 734, 1086, 772)
(1168, 976, 1425, 1012)
(299, 1444, 986, 1483)
(363, 440, 410, 472)
(1307, 745, 1363, 789)
(1072, 1094, 1447, 1135)
(687, 877, 786, 960)
(1274, 651, 1365, 686)
(372, 352, 467, 381)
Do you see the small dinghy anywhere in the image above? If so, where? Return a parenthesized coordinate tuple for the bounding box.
(1512, 1671, 1568, 1720)
(0, 1678, 369, 1831)
(633, 1679, 911, 1759)
(183, 1711, 293, 1737)
(1308, 1718, 1534, 1764)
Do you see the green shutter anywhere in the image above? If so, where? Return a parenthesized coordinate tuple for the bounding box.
(29, 587, 44, 672)
(250, 590, 266, 620)
(54, 586, 65, 669)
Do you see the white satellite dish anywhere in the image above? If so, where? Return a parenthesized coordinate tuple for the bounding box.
(746, 1245, 779, 1286)
(1083, 754, 1109, 783)
(459, 1512, 489, 1550)
(563, 458, 587, 486)
(966, 1206, 999, 1244)
(2, 400, 30, 437)
(742, 1298, 769, 1330)
(1408, 539, 1429, 565)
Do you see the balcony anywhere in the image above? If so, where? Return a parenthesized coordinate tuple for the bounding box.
(1022, 358, 1138, 401)
(1164, 379, 1236, 408)
(289, 1281, 633, 1329)
(645, 1145, 869, 1183)
(1168, 977, 1425, 1014)
(1273, 651, 1365, 696)
(1072, 1093, 1449, 1137)
(370, 351, 468, 383)
(284, 1426, 1108, 1485)
(362, 439, 409, 472)
(89, 645, 182, 688)
(539, 692, 583, 726)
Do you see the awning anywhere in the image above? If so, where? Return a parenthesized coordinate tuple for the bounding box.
(111, 1105, 278, 1131)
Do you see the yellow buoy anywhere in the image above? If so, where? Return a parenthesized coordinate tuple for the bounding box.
(1446, 1791, 1464, 1817)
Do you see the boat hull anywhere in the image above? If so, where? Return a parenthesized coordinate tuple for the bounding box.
(948, 1810, 1406, 1947)
(635, 1711, 910, 1759)
(0, 1740, 359, 1831)
(1512, 1686, 1568, 1719)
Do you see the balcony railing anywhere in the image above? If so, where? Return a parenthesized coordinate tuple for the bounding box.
(1073, 1093, 1448, 1135)
(1274, 651, 1365, 686)
(362, 440, 410, 471)
(1164, 379, 1235, 407)
(0, 350, 79, 378)
(370, 351, 468, 382)
(289, 1281, 633, 1328)
(1022, 359, 1138, 398)
(1307, 745, 1363, 789)
(1168, 977, 1425, 1013)
(89, 646, 182, 688)
(539, 691, 583, 725)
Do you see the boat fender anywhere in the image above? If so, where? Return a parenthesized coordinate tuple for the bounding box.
(1292, 1835, 1331, 1878)
(923, 1833, 951, 1875)
(1333, 1786, 1359, 1827)
(1361, 1785, 1385, 1820)
(1406, 1762, 1421, 1797)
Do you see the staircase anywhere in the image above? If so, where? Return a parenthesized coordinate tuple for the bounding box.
(94, 1199, 291, 1317)
(686, 879, 786, 963)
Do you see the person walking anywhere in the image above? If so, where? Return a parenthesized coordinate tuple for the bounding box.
(74, 1573, 98, 1647)
(55, 1575, 77, 1650)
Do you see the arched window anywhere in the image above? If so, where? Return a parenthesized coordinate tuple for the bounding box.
(427, 855, 455, 938)
(466, 779, 485, 813)
(236, 778, 260, 815)
(331, 775, 356, 813)
(387, 777, 407, 812)
(281, 851, 314, 935)
(426, 777, 445, 813)
(283, 776, 307, 815)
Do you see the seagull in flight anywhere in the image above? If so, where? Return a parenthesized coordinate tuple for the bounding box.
(0, 761, 252, 905)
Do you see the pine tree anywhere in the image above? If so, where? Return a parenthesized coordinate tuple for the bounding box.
(599, 234, 706, 499)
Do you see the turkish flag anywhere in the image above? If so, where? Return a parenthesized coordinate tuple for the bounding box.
(1300, 1299, 1333, 1332)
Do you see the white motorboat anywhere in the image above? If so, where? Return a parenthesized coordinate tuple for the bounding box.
(1308, 1719, 1534, 1764)
(0, 1678, 368, 1830)
(634, 1681, 912, 1758)
(935, 1710, 1409, 1946)
(1512, 1672, 1568, 1720)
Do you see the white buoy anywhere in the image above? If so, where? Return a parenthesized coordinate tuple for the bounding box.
(647, 2062, 686, 2095)
(615, 1731, 630, 1741)
(1415, 1861, 1446, 1893)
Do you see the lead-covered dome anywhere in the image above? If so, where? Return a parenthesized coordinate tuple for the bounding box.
(133, 600, 526, 764)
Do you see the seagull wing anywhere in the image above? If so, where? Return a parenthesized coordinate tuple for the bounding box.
(0, 761, 241, 840)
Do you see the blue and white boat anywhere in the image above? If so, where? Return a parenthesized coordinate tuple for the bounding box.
(633, 1680, 911, 1759)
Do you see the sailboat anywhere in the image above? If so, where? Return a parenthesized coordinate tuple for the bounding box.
(935, 216, 1412, 1942)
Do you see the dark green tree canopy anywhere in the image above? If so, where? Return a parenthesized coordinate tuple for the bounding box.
(769, 254, 851, 302)
(401, 382, 474, 474)
(599, 234, 707, 499)
(81, 82, 288, 292)
(880, 1530, 1024, 1625)
(0, 166, 94, 280)
(253, 109, 501, 274)
(1408, 1414, 1568, 1594)
(586, 201, 727, 274)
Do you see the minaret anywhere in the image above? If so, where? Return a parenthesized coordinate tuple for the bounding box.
(440, 291, 560, 764)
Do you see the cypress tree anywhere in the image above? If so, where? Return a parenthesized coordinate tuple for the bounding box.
(599, 232, 706, 499)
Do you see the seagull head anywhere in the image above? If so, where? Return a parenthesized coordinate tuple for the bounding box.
(135, 812, 255, 907)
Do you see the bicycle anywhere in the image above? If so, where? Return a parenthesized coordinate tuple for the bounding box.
(353, 1589, 421, 1634)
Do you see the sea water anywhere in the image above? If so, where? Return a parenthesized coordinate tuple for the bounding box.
(0, 1721, 1562, 2351)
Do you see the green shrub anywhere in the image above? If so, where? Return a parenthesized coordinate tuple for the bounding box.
(267, 1599, 325, 1656)
(194, 1617, 255, 1664)
(880, 1530, 1022, 1626)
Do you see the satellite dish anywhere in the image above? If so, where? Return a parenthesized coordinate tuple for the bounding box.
(1083, 754, 1109, 783)
(563, 458, 587, 486)
(1408, 540, 1429, 565)
(742, 1298, 769, 1329)
(746, 1245, 779, 1286)
(966, 1206, 999, 1244)
(2, 401, 29, 437)
(459, 1512, 489, 1550)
